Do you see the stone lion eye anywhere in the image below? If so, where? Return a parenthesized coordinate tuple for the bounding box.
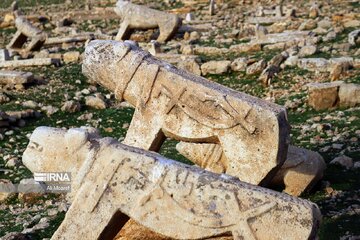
(28, 141, 43, 152)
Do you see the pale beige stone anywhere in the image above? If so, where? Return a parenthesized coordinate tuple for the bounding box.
(63, 51, 80, 63)
(0, 70, 33, 85)
(7, 15, 47, 52)
(193, 46, 229, 55)
(246, 59, 267, 75)
(338, 83, 360, 108)
(114, 1, 181, 42)
(307, 81, 342, 110)
(0, 58, 60, 68)
(85, 95, 107, 109)
(177, 59, 201, 75)
(270, 146, 326, 196)
(230, 57, 247, 72)
(246, 16, 289, 24)
(229, 42, 261, 53)
(298, 58, 329, 72)
(251, 31, 309, 45)
(23, 127, 321, 240)
(176, 143, 326, 196)
(200, 60, 231, 75)
(82, 40, 290, 185)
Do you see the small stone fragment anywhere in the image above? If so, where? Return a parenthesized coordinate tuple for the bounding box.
(201, 60, 231, 75)
(338, 83, 360, 107)
(246, 59, 267, 75)
(0, 70, 33, 86)
(298, 45, 317, 57)
(85, 95, 107, 109)
(63, 51, 80, 63)
(61, 100, 81, 113)
(230, 57, 247, 72)
(330, 155, 353, 169)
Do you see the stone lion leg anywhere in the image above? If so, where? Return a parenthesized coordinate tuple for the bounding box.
(26, 34, 46, 51)
(157, 17, 181, 42)
(115, 21, 132, 41)
(123, 108, 165, 151)
(7, 31, 27, 49)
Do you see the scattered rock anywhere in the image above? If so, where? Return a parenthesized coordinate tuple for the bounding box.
(246, 59, 267, 75)
(201, 60, 231, 75)
(338, 83, 360, 107)
(309, 3, 320, 18)
(0, 92, 10, 103)
(330, 155, 353, 169)
(298, 45, 317, 57)
(85, 95, 107, 109)
(178, 59, 201, 75)
(230, 57, 247, 72)
(348, 29, 360, 46)
(307, 81, 342, 110)
(299, 19, 317, 31)
(63, 51, 80, 63)
(61, 100, 81, 113)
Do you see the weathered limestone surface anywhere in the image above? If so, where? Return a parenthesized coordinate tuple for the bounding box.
(307, 81, 342, 110)
(176, 142, 326, 196)
(307, 82, 360, 110)
(270, 145, 326, 196)
(251, 31, 310, 45)
(7, 15, 47, 52)
(114, 0, 181, 42)
(0, 58, 60, 68)
(0, 70, 33, 85)
(338, 83, 360, 108)
(23, 127, 321, 240)
(82, 40, 290, 185)
(246, 16, 289, 24)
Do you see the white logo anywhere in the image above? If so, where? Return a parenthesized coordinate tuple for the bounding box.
(34, 172, 71, 182)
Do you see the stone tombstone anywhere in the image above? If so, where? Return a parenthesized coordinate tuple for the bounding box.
(114, 0, 182, 43)
(22, 126, 321, 240)
(7, 14, 47, 52)
(82, 40, 290, 186)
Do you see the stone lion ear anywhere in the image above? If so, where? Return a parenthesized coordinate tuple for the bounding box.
(65, 128, 90, 153)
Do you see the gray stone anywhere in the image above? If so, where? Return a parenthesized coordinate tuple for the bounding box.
(298, 45, 317, 57)
(330, 155, 353, 169)
(61, 100, 81, 113)
(348, 29, 360, 46)
(0, 49, 10, 61)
